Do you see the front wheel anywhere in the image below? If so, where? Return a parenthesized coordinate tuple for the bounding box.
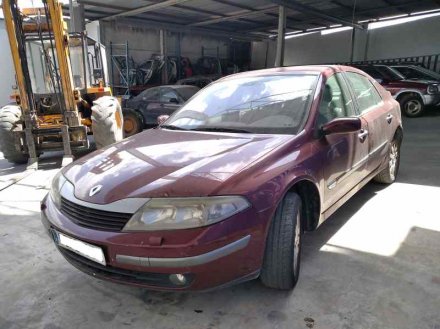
(399, 95, 424, 117)
(374, 135, 401, 184)
(260, 192, 302, 290)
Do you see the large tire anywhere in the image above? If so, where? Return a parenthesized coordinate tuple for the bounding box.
(374, 133, 402, 184)
(122, 108, 143, 137)
(0, 105, 28, 164)
(261, 192, 302, 290)
(399, 94, 424, 117)
(91, 96, 124, 149)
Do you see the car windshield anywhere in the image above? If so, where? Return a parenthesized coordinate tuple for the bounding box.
(392, 66, 440, 81)
(164, 74, 318, 135)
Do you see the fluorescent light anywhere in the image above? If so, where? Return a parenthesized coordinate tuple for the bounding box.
(306, 26, 326, 31)
(321, 26, 353, 35)
(379, 14, 408, 21)
(285, 31, 315, 39)
(369, 11, 440, 29)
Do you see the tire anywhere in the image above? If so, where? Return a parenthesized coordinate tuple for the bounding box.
(374, 134, 402, 184)
(122, 108, 144, 137)
(261, 192, 302, 290)
(91, 96, 124, 149)
(0, 105, 28, 164)
(399, 94, 424, 117)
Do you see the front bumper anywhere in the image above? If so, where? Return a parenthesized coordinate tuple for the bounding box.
(423, 94, 440, 106)
(41, 194, 270, 291)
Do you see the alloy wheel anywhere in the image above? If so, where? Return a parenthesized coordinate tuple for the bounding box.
(292, 212, 301, 275)
(404, 99, 422, 116)
(389, 141, 399, 181)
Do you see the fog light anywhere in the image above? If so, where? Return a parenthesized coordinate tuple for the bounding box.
(169, 273, 187, 286)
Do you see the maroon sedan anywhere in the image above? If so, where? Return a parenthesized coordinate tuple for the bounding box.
(41, 65, 403, 291)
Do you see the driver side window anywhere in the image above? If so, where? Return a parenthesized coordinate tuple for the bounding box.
(317, 74, 355, 127)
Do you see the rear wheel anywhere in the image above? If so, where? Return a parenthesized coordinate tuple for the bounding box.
(399, 94, 424, 117)
(0, 105, 28, 164)
(260, 192, 302, 290)
(374, 134, 401, 184)
(122, 109, 144, 137)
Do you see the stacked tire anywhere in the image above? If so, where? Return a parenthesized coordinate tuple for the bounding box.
(0, 105, 28, 164)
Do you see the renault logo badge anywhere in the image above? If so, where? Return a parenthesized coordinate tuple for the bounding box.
(89, 185, 103, 197)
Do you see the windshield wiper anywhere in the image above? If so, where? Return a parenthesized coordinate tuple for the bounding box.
(191, 127, 252, 133)
(160, 124, 189, 131)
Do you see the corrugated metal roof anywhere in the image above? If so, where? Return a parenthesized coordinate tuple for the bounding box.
(64, 0, 440, 40)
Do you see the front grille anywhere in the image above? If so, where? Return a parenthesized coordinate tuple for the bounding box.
(58, 247, 193, 288)
(60, 197, 132, 232)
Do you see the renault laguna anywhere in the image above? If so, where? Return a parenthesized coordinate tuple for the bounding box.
(41, 65, 403, 291)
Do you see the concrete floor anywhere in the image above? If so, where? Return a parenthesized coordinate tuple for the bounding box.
(1, 110, 439, 329)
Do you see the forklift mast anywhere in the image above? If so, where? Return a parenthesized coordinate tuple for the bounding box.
(2, 0, 84, 166)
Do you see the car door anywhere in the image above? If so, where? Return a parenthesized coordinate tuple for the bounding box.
(317, 73, 370, 211)
(136, 88, 161, 125)
(345, 71, 390, 173)
(159, 88, 182, 115)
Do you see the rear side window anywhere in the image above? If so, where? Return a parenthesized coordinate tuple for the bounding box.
(160, 89, 179, 103)
(345, 72, 382, 114)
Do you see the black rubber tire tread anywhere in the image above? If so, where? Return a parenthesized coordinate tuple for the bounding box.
(122, 108, 144, 137)
(261, 192, 302, 290)
(0, 105, 28, 164)
(374, 134, 402, 184)
(399, 94, 424, 118)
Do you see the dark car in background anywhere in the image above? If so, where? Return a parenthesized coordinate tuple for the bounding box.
(354, 64, 440, 117)
(175, 75, 221, 89)
(123, 85, 199, 136)
(391, 64, 440, 82)
(42, 65, 402, 291)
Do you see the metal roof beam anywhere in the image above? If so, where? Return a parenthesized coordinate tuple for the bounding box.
(189, 6, 278, 26)
(103, 0, 192, 20)
(269, 0, 364, 29)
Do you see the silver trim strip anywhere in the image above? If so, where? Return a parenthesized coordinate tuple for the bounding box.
(60, 180, 148, 213)
(116, 235, 251, 268)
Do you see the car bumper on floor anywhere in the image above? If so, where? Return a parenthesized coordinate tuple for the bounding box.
(41, 194, 269, 291)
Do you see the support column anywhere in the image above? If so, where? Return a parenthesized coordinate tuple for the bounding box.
(69, 0, 85, 33)
(160, 29, 169, 84)
(274, 5, 286, 67)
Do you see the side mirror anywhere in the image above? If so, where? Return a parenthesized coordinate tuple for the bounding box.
(157, 115, 170, 125)
(169, 97, 179, 104)
(321, 117, 361, 136)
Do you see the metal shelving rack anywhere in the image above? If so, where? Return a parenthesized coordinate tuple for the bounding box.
(110, 42, 130, 97)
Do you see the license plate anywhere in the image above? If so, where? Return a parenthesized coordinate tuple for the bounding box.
(53, 230, 106, 266)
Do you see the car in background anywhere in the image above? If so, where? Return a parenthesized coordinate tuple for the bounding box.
(391, 64, 440, 82)
(353, 64, 440, 117)
(123, 85, 199, 136)
(176, 75, 221, 89)
(42, 65, 402, 291)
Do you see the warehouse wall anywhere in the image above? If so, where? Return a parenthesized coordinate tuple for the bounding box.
(252, 14, 440, 69)
(99, 21, 229, 65)
(0, 20, 16, 107)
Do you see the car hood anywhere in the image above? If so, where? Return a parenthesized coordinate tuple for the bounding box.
(64, 129, 293, 204)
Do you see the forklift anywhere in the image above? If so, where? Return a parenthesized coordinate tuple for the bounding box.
(0, 0, 123, 168)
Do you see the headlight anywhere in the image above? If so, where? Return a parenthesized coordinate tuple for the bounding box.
(427, 84, 440, 94)
(50, 171, 66, 208)
(123, 196, 250, 231)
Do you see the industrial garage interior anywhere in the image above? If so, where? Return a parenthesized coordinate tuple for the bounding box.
(0, 0, 439, 328)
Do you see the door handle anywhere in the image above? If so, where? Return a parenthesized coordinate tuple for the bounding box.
(358, 129, 369, 142)
(386, 114, 393, 124)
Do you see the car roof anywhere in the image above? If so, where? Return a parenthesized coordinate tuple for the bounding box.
(217, 65, 370, 83)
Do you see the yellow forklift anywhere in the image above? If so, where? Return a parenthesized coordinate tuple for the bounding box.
(0, 0, 123, 168)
